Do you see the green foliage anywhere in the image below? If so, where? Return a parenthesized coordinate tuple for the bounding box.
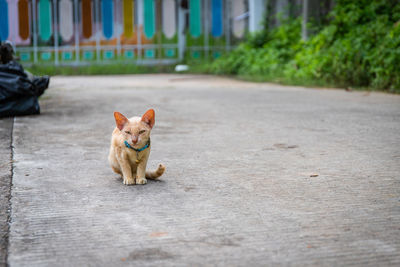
(211, 18, 302, 78)
(209, 0, 400, 93)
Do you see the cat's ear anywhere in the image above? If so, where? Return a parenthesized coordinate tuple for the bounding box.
(141, 109, 155, 129)
(114, 112, 128, 131)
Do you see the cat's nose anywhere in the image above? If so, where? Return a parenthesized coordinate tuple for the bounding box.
(132, 137, 138, 144)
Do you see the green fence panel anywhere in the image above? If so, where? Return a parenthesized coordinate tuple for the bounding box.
(39, 0, 52, 41)
(144, 0, 155, 39)
(189, 0, 201, 38)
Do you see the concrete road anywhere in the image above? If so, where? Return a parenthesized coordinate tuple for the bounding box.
(1, 74, 400, 266)
(0, 118, 12, 266)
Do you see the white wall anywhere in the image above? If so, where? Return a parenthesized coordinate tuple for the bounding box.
(249, 0, 267, 32)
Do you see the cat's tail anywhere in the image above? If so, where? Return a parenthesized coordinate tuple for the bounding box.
(145, 164, 165, 180)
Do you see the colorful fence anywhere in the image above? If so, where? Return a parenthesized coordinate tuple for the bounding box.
(0, 0, 248, 65)
(186, 0, 247, 60)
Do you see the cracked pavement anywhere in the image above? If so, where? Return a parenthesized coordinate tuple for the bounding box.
(1, 74, 400, 266)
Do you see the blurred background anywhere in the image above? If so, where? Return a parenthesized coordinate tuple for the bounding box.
(0, 0, 332, 65)
(0, 0, 398, 92)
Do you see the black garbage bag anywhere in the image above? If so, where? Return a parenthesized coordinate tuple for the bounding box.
(0, 61, 49, 118)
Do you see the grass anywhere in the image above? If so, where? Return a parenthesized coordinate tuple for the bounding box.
(186, 58, 395, 93)
(187, 60, 337, 87)
(26, 62, 175, 76)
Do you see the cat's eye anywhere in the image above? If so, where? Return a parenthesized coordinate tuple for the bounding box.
(139, 130, 146, 134)
(125, 131, 131, 135)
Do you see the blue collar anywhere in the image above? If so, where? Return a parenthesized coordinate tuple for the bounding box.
(124, 139, 150, 152)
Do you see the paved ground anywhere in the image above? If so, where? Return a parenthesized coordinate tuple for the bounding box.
(1, 74, 400, 266)
(0, 118, 12, 266)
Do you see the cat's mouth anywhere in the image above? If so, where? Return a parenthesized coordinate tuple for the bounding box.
(130, 142, 142, 148)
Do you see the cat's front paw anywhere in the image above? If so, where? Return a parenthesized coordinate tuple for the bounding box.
(136, 177, 147, 185)
(123, 178, 136, 185)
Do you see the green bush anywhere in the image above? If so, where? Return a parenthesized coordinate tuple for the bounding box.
(209, 0, 400, 93)
(211, 18, 302, 78)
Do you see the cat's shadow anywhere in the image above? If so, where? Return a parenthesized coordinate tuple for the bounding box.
(113, 176, 165, 187)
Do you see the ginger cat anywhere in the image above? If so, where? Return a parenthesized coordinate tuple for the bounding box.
(108, 109, 165, 185)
